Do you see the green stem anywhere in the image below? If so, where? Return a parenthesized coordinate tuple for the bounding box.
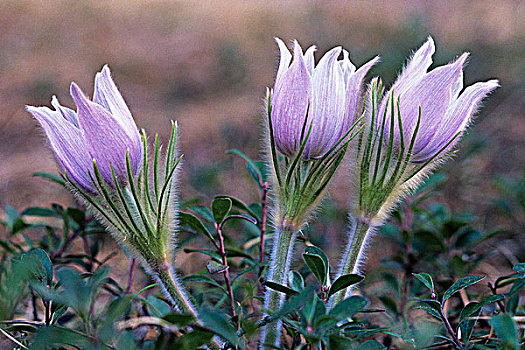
(330, 217, 373, 306)
(259, 225, 298, 349)
(155, 265, 222, 349)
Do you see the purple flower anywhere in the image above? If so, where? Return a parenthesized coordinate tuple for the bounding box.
(27, 65, 142, 192)
(378, 37, 499, 163)
(271, 38, 379, 159)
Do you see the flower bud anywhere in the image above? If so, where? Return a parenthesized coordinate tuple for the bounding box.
(27, 65, 142, 192)
(271, 38, 378, 160)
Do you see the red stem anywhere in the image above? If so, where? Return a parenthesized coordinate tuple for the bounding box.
(126, 258, 136, 293)
(215, 223, 236, 317)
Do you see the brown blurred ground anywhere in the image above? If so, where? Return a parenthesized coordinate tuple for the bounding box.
(0, 1, 524, 271)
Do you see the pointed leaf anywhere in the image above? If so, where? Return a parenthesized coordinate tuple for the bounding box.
(413, 272, 434, 293)
(263, 281, 298, 295)
(327, 274, 364, 299)
(491, 313, 519, 350)
(329, 295, 368, 319)
(179, 212, 215, 243)
(442, 275, 485, 303)
(512, 263, 525, 274)
(215, 195, 259, 220)
(199, 306, 240, 346)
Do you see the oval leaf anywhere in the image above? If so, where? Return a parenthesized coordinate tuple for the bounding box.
(442, 275, 485, 303)
(212, 197, 232, 224)
(327, 274, 364, 299)
(303, 246, 329, 286)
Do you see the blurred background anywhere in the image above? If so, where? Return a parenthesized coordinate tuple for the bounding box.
(0, 0, 524, 269)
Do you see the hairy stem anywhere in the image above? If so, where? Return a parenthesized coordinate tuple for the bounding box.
(259, 225, 298, 349)
(155, 264, 222, 349)
(331, 216, 373, 306)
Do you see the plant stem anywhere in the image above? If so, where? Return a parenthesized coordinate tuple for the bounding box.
(258, 181, 269, 280)
(155, 264, 222, 349)
(126, 258, 136, 293)
(259, 225, 298, 349)
(330, 216, 372, 306)
(216, 223, 236, 317)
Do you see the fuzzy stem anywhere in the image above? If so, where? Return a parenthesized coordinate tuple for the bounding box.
(259, 225, 298, 349)
(155, 265, 222, 349)
(331, 216, 373, 306)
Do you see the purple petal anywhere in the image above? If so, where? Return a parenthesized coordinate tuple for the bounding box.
(413, 79, 499, 162)
(271, 40, 311, 157)
(71, 82, 139, 185)
(51, 96, 79, 127)
(401, 53, 468, 155)
(343, 56, 380, 129)
(339, 49, 356, 82)
(27, 105, 95, 193)
(274, 38, 292, 92)
(93, 65, 141, 148)
(303, 45, 317, 74)
(307, 46, 345, 158)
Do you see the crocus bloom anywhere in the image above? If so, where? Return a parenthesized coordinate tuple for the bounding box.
(27, 65, 142, 192)
(378, 37, 499, 163)
(271, 38, 379, 159)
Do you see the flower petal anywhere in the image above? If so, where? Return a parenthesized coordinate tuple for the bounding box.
(304, 45, 317, 74)
(71, 82, 138, 185)
(402, 53, 468, 156)
(51, 96, 79, 127)
(339, 49, 356, 82)
(93, 65, 141, 147)
(343, 56, 380, 129)
(27, 105, 95, 192)
(414, 79, 499, 162)
(274, 38, 293, 92)
(271, 40, 311, 157)
(307, 46, 345, 158)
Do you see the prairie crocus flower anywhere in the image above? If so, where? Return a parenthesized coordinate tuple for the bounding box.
(27, 67, 218, 346)
(261, 39, 378, 348)
(27, 66, 142, 192)
(331, 37, 499, 305)
(271, 38, 379, 159)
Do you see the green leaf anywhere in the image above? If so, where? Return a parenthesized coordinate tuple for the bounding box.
(263, 281, 298, 295)
(512, 262, 525, 274)
(179, 212, 215, 243)
(227, 149, 264, 186)
(32, 171, 66, 187)
(30, 326, 93, 350)
(356, 340, 387, 350)
(215, 195, 259, 220)
(490, 313, 519, 350)
(442, 275, 485, 303)
(413, 272, 434, 293)
(303, 245, 329, 286)
(378, 296, 398, 315)
(188, 205, 215, 223)
(21, 206, 62, 218)
(183, 275, 226, 291)
(415, 299, 442, 321)
(327, 274, 364, 299)
(28, 248, 53, 286)
(212, 197, 232, 224)
(169, 329, 214, 350)
(163, 312, 195, 327)
(459, 302, 481, 343)
(288, 270, 304, 292)
(206, 260, 228, 274)
(183, 248, 222, 263)
(199, 306, 240, 346)
(329, 295, 368, 319)
(261, 288, 314, 326)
